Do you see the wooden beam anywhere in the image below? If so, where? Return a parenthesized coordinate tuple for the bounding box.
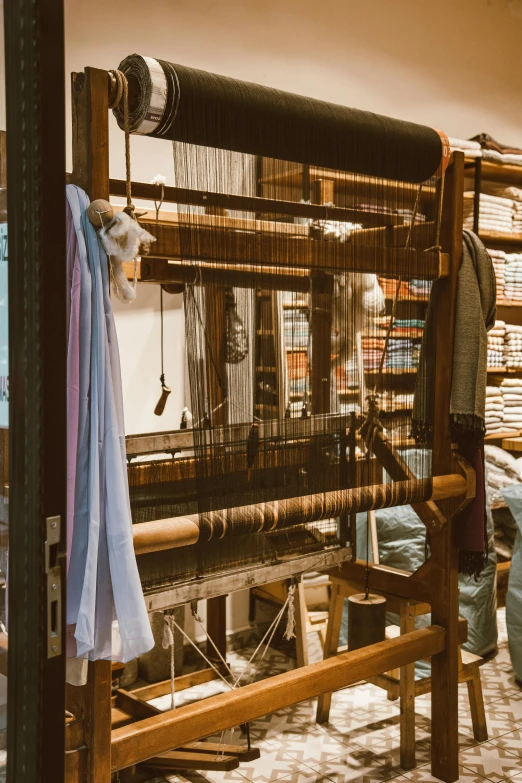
(430, 153, 465, 783)
(109, 178, 404, 227)
(132, 473, 468, 555)
(140, 257, 335, 294)
(140, 220, 447, 279)
(71, 68, 109, 199)
(114, 690, 162, 721)
(141, 546, 352, 613)
(111, 626, 446, 771)
(141, 750, 240, 772)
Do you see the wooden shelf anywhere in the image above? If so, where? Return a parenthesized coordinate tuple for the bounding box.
(487, 367, 522, 374)
(485, 430, 522, 441)
(496, 300, 522, 307)
(364, 368, 417, 375)
(465, 158, 522, 186)
(501, 435, 522, 451)
(479, 230, 522, 248)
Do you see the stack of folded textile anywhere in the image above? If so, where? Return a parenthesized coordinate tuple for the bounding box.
(504, 254, 522, 301)
(391, 319, 424, 339)
(361, 336, 385, 371)
(485, 386, 504, 435)
(488, 332, 505, 368)
(482, 184, 522, 234)
(487, 320, 505, 368)
(504, 324, 522, 368)
(408, 279, 432, 298)
(384, 338, 420, 370)
(487, 248, 506, 300)
(463, 192, 515, 233)
(284, 308, 309, 348)
(472, 133, 522, 166)
(500, 377, 522, 430)
(449, 137, 482, 158)
(485, 446, 522, 512)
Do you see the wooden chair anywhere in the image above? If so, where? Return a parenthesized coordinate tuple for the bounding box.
(316, 573, 488, 770)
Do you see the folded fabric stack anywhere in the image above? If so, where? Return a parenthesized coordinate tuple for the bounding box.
(284, 308, 309, 348)
(391, 318, 424, 339)
(361, 336, 385, 371)
(488, 331, 504, 367)
(449, 137, 482, 159)
(485, 445, 522, 511)
(408, 279, 432, 298)
(463, 192, 515, 233)
(504, 253, 522, 301)
(485, 386, 504, 435)
(472, 133, 522, 166)
(500, 377, 522, 430)
(487, 320, 506, 369)
(504, 324, 522, 368)
(384, 338, 420, 370)
(487, 248, 506, 300)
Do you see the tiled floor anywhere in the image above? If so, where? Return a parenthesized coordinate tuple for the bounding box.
(144, 609, 521, 783)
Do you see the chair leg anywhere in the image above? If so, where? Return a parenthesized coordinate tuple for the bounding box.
(294, 578, 309, 669)
(467, 666, 488, 743)
(399, 607, 416, 771)
(316, 584, 344, 724)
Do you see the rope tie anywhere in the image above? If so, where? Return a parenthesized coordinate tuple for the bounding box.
(162, 612, 176, 710)
(108, 69, 135, 220)
(283, 584, 296, 640)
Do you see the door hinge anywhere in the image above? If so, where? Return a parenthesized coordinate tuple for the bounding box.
(45, 516, 62, 658)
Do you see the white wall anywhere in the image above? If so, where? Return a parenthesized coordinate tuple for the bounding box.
(62, 0, 522, 437)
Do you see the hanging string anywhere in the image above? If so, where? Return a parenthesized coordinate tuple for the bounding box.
(283, 583, 296, 640)
(162, 612, 176, 710)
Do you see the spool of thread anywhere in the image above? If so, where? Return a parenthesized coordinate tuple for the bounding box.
(87, 199, 114, 227)
(347, 593, 387, 652)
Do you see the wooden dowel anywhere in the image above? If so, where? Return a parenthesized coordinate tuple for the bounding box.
(109, 178, 403, 227)
(110, 625, 446, 772)
(139, 221, 446, 279)
(133, 473, 468, 554)
(140, 258, 334, 294)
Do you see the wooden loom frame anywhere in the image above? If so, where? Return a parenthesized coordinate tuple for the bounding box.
(65, 67, 468, 783)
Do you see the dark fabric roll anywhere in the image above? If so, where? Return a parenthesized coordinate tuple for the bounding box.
(114, 54, 442, 184)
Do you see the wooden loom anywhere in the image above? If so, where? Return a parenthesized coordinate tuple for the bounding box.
(65, 66, 470, 783)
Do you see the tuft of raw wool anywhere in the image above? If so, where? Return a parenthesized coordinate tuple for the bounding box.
(99, 211, 156, 262)
(151, 173, 167, 186)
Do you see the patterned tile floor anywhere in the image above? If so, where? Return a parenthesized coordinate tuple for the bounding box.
(144, 609, 522, 783)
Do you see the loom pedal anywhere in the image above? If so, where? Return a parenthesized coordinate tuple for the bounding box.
(141, 749, 241, 771)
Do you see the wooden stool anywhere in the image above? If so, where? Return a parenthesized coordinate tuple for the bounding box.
(316, 574, 488, 770)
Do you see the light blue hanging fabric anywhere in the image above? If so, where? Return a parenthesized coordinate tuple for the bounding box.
(66, 185, 153, 662)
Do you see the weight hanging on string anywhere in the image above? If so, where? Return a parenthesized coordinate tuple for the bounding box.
(224, 287, 248, 364)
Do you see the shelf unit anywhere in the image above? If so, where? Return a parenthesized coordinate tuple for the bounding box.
(466, 154, 522, 595)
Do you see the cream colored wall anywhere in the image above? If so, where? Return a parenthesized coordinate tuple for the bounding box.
(63, 0, 522, 437)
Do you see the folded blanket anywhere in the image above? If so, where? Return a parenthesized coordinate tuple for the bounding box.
(472, 133, 522, 155)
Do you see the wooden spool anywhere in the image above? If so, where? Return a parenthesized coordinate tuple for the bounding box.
(347, 593, 387, 652)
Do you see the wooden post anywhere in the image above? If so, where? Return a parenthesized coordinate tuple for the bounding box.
(310, 179, 334, 415)
(429, 152, 464, 783)
(399, 605, 416, 770)
(68, 67, 113, 783)
(204, 283, 229, 664)
(71, 68, 110, 200)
